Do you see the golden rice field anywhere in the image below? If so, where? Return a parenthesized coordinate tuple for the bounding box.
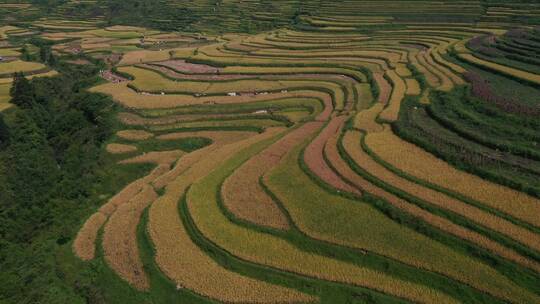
(52, 2, 540, 303)
(0, 60, 47, 74)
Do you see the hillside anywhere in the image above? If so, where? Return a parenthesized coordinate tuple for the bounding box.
(0, 1, 539, 304)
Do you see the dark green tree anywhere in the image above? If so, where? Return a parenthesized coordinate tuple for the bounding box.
(0, 113, 9, 149)
(47, 52, 56, 66)
(4, 111, 59, 241)
(39, 46, 50, 63)
(20, 45, 31, 61)
(10, 73, 35, 108)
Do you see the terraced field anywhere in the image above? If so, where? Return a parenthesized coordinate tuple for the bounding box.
(2, 0, 538, 303)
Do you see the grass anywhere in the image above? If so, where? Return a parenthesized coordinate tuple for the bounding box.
(339, 130, 540, 292)
(428, 89, 540, 161)
(0, 60, 47, 75)
(85, 29, 144, 39)
(141, 96, 324, 120)
(119, 66, 345, 109)
(124, 136, 213, 153)
(221, 65, 367, 83)
(457, 53, 540, 86)
(27, 8, 540, 303)
(185, 126, 463, 304)
(372, 72, 391, 104)
(393, 93, 540, 201)
(364, 127, 540, 231)
(221, 122, 321, 230)
(326, 124, 540, 274)
(274, 109, 312, 122)
(119, 49, 172, 66)
(147, 127, 314, 303)
(90, 81, 327, 110)
(454, 58, 540, 106)
(0, 48, 20, 56)
(0, 82, 11, 111)
(264, 128, 539, 303)
(149, 118, 287, 132)
(355, 83, 373, 110)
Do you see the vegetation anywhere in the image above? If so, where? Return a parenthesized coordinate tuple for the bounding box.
(0, 55, 118, 302)
(1, 1, 540, 303)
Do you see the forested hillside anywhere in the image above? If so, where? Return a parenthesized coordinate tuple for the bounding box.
(0, 1, 539, 303)
(2, 0, 540, 33)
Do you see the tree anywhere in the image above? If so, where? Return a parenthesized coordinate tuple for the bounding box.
(10, 73, 34, 108)
(0, 113, 9, 148)
(48, 52, 57, 66)
(3, 111, 59, 242)
(39, 45, 52, 63)
(20, 45, 31, 61)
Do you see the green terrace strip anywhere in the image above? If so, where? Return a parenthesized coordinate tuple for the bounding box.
(394, 100, 538, 223)
(338, 131, 540, 291)
(117, 66, 347, 110)
(362, 128, 540, 234)
(137, 97, 324, 120)
(185, 128, 462, 304)
(147, 127, 317, 303)
(324, 120, 540, 275)
(148, 117, 289, 133)
(456, 50, 540, 87)
(262, 122, 540, 303)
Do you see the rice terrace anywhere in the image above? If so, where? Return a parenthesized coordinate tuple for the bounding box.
(1, 1, 540, 303)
